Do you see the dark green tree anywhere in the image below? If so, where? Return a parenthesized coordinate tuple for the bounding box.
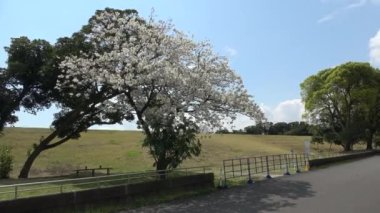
(0, 37, 54, 133)
(216, 128, 230, 134)
(143, 113, 201, 178)
(301, 62, 380, 151)
(286, 121, 311, 136)
(17, 27, 135, 178)
(244, 125, 263, 134)
(268, 122, 290, 135)
(361, 77, 380, 150)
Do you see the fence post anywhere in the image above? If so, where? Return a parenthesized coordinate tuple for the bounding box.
(266, 156, 272, 179)
(60, 185, 63, 193)
(284, 154, 290, 175)
(254, 157, 258, 174)
(239, 159, 243, 176)
(232, 160, 235, 178)
(14, 186, 18, 199)
(223, 161, 228, 188)
(247, 158, 253, 184)
(295, 154, 300, 173)
(304, 154, 308, 171)
(306, 153, 310, 170)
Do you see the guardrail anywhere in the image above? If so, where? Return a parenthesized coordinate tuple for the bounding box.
(222, 154, 308, 185)
(0, 166, 210, 201)
(221, 152, 349, 187)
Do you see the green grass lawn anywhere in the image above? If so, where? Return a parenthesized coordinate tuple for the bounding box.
(0, 127, 351, 179)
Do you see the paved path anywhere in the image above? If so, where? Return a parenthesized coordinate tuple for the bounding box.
(124, 156, 380, 213)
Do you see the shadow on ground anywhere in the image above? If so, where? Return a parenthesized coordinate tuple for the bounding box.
(124, 177, 315, 213)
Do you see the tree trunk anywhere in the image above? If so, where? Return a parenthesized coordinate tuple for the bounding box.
(366, 134, 373, 150)
(343, 145, 351, 151)
(156, 157, 169, 180)
(343, 142, 352, 152)
(0, 87, 29, 132)
(18, 146, 45, 178)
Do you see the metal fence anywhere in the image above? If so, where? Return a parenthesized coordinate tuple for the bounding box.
(0, 166, 210, 201)
(221, 152, 349, 187)
(222, 154, 309, 186)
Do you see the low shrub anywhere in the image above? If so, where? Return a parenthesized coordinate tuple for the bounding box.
(0, 145, 13, 178)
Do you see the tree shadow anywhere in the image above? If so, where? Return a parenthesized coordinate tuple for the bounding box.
(127, 177, 315, 213)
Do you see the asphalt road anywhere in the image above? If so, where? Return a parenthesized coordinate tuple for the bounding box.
(124, 156, 380, 213)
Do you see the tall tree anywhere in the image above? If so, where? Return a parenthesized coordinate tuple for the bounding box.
(0, 37, 54, 133)
(361, 74, 380, 150)
(59, 8, 264, 172)
(268, 122, 290, 135)
(301, 62, 379, 151)
(17, 24, 136, 178)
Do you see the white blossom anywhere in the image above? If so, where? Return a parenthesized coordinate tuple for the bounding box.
(57, 9, 264, 130)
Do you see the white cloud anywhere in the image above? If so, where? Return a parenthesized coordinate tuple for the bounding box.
(369, 30, 380, 67)
(318, 0, 378, 24)
(271, 99, 305, 123)
(225, 46, 238, 57)
(260, 99, 305, 123)
(317, 13, 336, 24)
(345, 0, 367, 9)
(225, 114, 256, 130)
(226, 99, 305, 130)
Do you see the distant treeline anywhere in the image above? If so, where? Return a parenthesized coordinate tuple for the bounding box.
(217, 121, 312, 136)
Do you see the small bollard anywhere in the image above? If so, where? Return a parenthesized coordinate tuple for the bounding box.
(295, 155, 301, 173)
(217, 168, 228, 189)
(247, 158, 254, 184)
(284, 154, 290, 175)
(265, 156, 272, 179)
(15, 186, 18, 199)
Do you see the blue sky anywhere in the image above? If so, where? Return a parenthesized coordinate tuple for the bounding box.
(1, 0, 380, 130)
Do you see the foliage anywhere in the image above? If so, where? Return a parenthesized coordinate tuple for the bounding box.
(1, 8, 263, 177)
(244, 121, 311, 136)
(0, 37, 54, 132)
(3, 15, 133, 178)
(59, 8, 264, 171)
(143, 114, 201, 171)
(0, 145, 13, 178)
(216, 128, 230, 134)
(300, 62, 380, 151)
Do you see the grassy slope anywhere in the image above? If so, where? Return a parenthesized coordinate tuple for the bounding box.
(0, 127, 344, 178)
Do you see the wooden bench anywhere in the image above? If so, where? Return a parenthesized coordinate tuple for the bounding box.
(74, 166, 112, 177)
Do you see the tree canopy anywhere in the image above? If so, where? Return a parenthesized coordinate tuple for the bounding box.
(0, 37, 54, 133)
(301, 62, 380, 151)
(1, 8, 264, 177)
(243, 121, 311, 136)
(58, 8, 264, 171)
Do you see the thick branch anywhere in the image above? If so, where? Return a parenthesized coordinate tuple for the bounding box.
(44, 137, 71, 150)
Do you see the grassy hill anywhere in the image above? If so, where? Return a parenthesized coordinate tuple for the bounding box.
(0, 128, 345, 178)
